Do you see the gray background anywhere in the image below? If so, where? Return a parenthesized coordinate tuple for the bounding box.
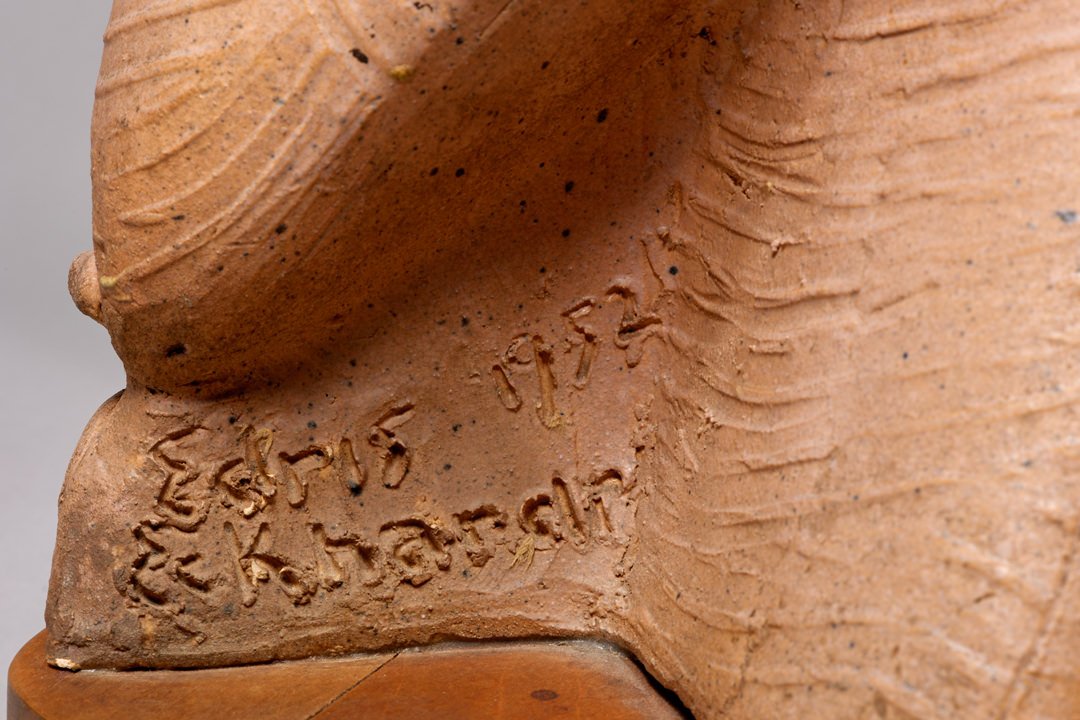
(0, 0, 125, 701)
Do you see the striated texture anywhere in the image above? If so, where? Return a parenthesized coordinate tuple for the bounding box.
(47, 0, 1080, 717)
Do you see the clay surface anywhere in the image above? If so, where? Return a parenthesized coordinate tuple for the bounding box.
(47, 0, 1080, 717)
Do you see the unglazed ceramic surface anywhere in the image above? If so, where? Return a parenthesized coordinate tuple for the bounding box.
(48, 1, 1080, 717)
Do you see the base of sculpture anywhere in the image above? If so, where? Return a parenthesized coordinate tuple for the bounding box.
(8, 631, 683, 719)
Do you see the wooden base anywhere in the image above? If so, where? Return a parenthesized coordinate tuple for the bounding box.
(8, 632, 683, 719)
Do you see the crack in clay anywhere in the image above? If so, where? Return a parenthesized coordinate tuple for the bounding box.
(305, 651, 400, 719)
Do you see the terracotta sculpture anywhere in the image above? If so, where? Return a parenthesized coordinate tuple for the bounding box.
(47, 0, 1080, 716)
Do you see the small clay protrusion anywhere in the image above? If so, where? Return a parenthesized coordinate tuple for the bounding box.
(68, 250, 103, 324)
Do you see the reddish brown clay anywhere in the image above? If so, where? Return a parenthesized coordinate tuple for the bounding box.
(10, 632, 678, 719)
(45, 0, 1080, 717)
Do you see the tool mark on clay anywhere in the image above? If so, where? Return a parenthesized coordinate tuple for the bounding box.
(312, 524, 383, 589)
(563, 299, 599, 389)
(337, 438, 366, 495)
(368, 402, 415, 488)
(454, 505, 509, 568)
(532, 336, 560, 428)
(379, 518, 454, 587)
(552, 475, 587, 546)
(278, 446, 331, 508)
(225, 520, 267, 607)
(492, 363, 523, 410)
(609, 284, 662, 367)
